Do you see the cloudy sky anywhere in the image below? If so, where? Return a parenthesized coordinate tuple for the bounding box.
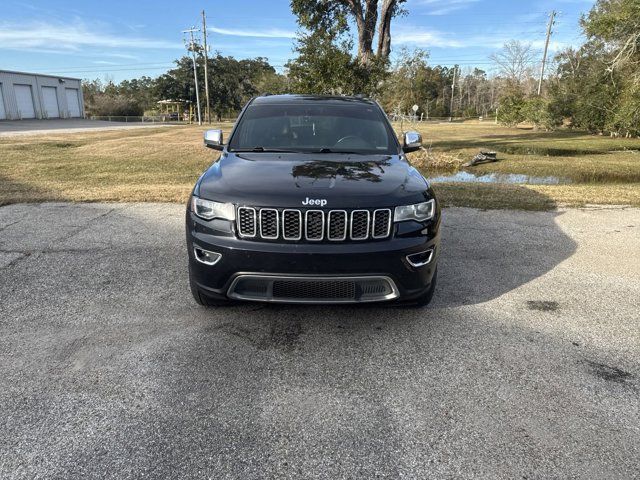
(0, 0, 595, 81)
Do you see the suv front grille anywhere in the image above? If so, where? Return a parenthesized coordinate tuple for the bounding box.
(238, 207, 257, 238)
(283, 209, 302, 240)
(327, 210, 347, 241)
(236, 207, 392, 242)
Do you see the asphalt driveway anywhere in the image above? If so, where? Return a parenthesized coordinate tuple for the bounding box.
(0, 203, 638, 479)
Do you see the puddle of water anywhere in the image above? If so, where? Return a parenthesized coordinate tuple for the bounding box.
(429, 170, 571, 185)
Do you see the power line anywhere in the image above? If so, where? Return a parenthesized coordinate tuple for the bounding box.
(417, 11, 549, 16)
(41, 66, 177, 74)
(22, 62, 177, 72)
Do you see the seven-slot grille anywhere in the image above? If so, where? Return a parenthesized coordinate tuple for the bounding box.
(236, 207, 392, 242)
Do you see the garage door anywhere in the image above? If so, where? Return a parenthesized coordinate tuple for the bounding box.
(65, 88, 81, 117)
(41, 87, 60, 118)
(0, 85, 6, 120)
(14, 84, 36, 119)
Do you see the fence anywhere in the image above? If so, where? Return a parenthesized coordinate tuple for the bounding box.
(388, 113, 497, 123)
(87, 115, 239, 124)
(88, 115, 184, 124)
(88, 113, 497, 125)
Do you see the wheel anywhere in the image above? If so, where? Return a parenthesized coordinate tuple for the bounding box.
(189, 266, 232, 307)
(410, 267, 438, 307)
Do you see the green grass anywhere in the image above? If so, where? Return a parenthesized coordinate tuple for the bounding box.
(399, 122, 640, 209)
(0, 121, 639, 210)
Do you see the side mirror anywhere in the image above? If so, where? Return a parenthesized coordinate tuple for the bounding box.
(204, 129, 224, 150)
(402, 131, 422, 153)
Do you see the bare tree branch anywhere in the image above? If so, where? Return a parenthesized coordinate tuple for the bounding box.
(490, 40, 537, 84)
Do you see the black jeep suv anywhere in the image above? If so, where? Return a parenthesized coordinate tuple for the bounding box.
(186, 95, 440, 306)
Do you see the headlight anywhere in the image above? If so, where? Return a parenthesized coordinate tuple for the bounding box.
(394, 199, 435, 222)
(191, 196, 236, 221)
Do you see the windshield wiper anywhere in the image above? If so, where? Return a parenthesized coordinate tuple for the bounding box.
(312, 148, 364, 154)
(232, 146, 301, 153)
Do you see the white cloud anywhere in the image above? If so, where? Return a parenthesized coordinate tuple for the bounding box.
(209, 26, 296, 39)
(103, 53, 139, 60)
(0, 19, 182, 53)
(394, 27, 465, 48)
(412, 0, 480, 15)
(394, 23, 580, 53)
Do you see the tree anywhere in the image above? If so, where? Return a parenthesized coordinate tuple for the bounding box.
(497, 92, 525, 127)
(380, 48, 447, 116)
(290, 0, 406, 65)
(546, 0, 640, 136)
(82, 78, 144, 117)
(286, 31, 356, 94)
(154, 55, 286, 119)
(286, 29, 386, 95)
(490, 40, 537, 89)
(583, 0, 640, 85)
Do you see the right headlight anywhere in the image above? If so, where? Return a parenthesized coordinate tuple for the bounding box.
(191, 196, 236, 221)
(394, 199, 435, 222)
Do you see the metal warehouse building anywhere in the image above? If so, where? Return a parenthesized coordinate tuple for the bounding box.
(0, 70, 84, 120)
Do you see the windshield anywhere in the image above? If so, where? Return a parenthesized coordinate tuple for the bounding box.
(228, 102, 398, 155)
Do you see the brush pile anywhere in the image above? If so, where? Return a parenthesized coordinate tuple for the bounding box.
(407, 146, 465, 170)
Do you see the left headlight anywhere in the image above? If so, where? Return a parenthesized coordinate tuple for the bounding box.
(394, 199, 435, 222)
(191, 196, 236, 221)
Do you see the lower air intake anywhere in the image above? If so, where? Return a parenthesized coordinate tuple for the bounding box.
(273, 279, 356, 300)
(228, 275, 399, 303)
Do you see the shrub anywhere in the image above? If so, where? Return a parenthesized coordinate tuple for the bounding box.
(497, 93, 525, 127)
(521, 97, 561, 130)
(87, 94, 144, 117)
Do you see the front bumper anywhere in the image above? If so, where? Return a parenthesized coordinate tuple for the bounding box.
(186, 211, 440, 303)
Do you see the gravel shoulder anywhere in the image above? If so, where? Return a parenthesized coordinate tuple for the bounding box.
(0, 203, 638, 479)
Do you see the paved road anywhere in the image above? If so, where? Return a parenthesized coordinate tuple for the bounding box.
(0, 119, 176, 136)
(0, 203, 638, 479)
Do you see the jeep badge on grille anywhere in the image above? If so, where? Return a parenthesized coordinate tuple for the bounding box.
(302, 197, 327, 207)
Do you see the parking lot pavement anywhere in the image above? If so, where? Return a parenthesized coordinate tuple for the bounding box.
(0, 203, 638, 479)
(0, 119, 176, 136)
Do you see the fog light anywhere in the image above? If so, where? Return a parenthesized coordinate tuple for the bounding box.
(406, 248, 434, 268)
(194, 247, 222, 266)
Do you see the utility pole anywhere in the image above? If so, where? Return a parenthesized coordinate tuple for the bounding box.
(449, 66, 457, 122)
(537, 10, 556, 96)
(201, 10, 211, 123)
(183, 27, 202, 125)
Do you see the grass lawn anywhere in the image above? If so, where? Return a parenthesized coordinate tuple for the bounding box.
(408, 121, 640, 209)
(1, 121, 639, 210)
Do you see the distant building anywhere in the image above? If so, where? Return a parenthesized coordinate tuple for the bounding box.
(0, 70, 84, 120)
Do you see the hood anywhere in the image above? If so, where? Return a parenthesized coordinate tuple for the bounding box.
(196, 152, 431, 209)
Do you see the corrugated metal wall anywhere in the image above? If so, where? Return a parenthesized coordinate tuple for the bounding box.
(0, 70, 85, 120)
